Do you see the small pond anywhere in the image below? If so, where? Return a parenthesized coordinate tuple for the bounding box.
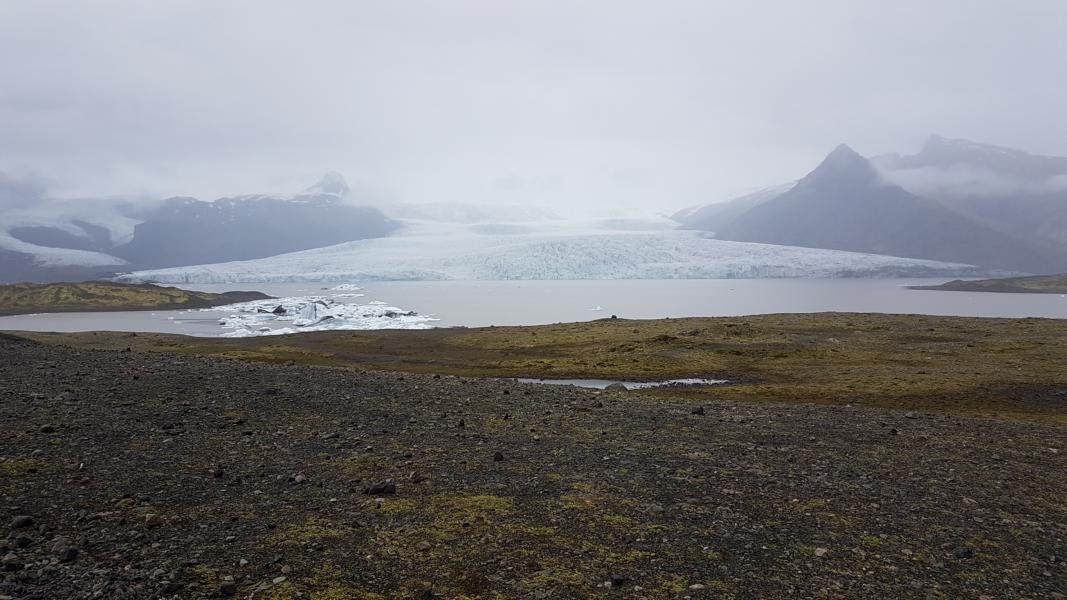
(514, 377, 727, 390)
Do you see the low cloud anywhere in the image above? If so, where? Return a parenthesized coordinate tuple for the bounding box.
(882, 166, 1067, 199)
(0, 172, 46, 210)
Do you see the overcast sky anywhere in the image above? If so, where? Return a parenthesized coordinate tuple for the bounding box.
(1, 1, 1065, 212)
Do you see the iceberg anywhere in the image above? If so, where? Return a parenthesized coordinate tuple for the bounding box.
(212, 295, 437, 337)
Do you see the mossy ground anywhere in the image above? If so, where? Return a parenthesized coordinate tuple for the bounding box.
(0, 281, 267, 316)
(21, 312, 1067, 422)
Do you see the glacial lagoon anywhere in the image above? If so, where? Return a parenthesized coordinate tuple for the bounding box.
(2, 278, 1067, 336)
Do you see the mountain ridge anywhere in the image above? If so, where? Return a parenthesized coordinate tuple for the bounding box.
(677, 139, 1067, 273)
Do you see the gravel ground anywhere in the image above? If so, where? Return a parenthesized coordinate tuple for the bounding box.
(0, 333, 1064, 599)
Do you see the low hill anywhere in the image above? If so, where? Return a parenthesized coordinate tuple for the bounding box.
(911, 273, 1067, 293)
(0, 281, 269, 316)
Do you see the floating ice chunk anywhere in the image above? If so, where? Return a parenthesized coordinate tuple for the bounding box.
(208, 295, 437, 337)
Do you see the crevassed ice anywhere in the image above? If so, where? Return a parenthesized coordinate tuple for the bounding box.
(119, 225, 984, 284)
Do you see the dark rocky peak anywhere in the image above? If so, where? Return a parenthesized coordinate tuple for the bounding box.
(795, 144, 881, 190)
(305, 171, 350, 197)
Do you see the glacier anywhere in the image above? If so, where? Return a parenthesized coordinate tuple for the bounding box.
(0, 202, 136, 268)
(0, 231, 127, 268)
(119, 221, 986, 284)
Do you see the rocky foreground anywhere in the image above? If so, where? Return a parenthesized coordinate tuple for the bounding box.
(0, 333, 1065, 599)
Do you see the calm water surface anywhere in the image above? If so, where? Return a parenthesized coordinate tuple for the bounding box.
(2, 278, 1066, 336)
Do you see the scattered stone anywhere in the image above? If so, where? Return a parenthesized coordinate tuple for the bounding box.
(610, 574, 627, 587)
(9, 515, 33, 529)
(1, 552, 22, 571)
(219, 581, 238, 596)
(954, 547, 975, 559)
(814, 547, 829, 557)
(493, 451, 505, 462)
(39, 424, 57, 433)
(364, 480, 397, 495)
(56, 546, 78, 562)
(416, 541, 432, 552)
(605, 383, 628, 391)
(691, 406, 705, 415)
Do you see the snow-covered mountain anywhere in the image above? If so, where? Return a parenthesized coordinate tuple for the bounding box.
(0, 173, 396, 282)
(0, 174, 136, 282)
(118, 220, 984, 284)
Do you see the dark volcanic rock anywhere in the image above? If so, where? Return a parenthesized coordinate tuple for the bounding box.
(0, 334, 1063, 599)
(363, 481, 397, 496)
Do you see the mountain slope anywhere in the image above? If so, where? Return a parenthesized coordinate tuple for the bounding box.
(112, 192, 397, 269)
(673, 183, 794, 233)
(875, 135, 1067, 248)
(713, 145, 1062, 273)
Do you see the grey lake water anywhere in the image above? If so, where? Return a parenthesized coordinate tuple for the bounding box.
(2, 278, 1067, 336)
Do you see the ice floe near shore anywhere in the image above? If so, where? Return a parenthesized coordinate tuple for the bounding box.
(212, 296, 437, 337)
